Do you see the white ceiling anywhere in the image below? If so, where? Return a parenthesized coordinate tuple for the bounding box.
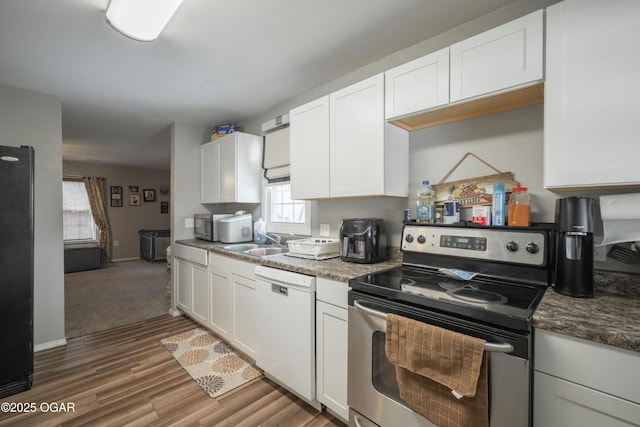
(0, 0, 528, 170)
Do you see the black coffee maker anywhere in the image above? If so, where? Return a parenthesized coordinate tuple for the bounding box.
(339, 218, 386, 263)
(554, 197, 595, 298)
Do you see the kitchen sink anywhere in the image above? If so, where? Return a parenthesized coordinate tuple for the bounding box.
(223, 243, 260, 252)
(244, 247, 288, 256)
(222, 243, 288, 257)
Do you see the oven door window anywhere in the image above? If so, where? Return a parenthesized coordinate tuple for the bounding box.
(372, 331, 405, 405)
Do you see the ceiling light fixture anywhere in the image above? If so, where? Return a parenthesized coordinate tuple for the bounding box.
(106, 0, 184, 42)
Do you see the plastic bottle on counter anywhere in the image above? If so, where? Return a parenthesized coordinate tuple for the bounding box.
(416, 180, 436, 224)
(254, 218, 267, 243)
(508, 187, 530, 226)
(492, 182, 506, 226)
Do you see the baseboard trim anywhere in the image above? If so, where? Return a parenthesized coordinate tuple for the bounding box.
(35, 338, 67, 352)
(110, 257, 142, 262)
(169, 308, 182, 317)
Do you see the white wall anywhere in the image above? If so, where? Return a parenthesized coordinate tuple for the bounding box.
(0, 84, 65, 349)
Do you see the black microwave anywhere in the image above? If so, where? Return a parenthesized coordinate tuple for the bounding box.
(194, 213, 232, 241)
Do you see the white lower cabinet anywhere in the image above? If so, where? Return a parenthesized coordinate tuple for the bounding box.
(534, 329, 640, 427)
(209, 254, 257, 359)
(208, 265, 232, 341)
(315, 278, 349, 422)
(231, 272, 256, 358)
(174, 244, 209, 322)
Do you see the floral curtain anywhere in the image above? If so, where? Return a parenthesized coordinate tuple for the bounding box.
(83, 176, 112, 261)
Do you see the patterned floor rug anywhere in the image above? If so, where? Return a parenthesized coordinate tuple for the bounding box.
(161, 327, 263, 398)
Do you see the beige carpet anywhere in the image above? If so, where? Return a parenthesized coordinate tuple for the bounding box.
(65, 259, 171, 338)
(161, 328, 263, 398)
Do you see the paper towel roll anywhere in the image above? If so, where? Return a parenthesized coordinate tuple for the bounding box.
(599, 193, 640, 245)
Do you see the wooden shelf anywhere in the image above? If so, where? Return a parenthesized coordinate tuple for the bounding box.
(389, 83, 544, 131)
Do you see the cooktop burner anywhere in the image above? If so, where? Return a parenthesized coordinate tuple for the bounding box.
(350, 265, 546, 331)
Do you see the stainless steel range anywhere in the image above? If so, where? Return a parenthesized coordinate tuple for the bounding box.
(347, 222, 555, 427)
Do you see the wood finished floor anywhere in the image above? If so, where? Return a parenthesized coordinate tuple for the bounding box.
(0, 315, 345, 427)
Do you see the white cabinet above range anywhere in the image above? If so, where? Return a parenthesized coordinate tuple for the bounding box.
(290, 73, 409, 200)
(200, 132, 262, 204)
(386, 9, 544, 131)
(544, 0, 640, 189)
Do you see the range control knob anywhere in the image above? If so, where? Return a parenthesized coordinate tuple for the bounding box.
(526, 242, 540, 254)
(506, 241, 519, 252)
(417, 235, 426, 244)
(405, 234, 414, 243)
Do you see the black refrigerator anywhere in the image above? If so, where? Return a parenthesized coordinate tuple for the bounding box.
(0, 145, 34, 398)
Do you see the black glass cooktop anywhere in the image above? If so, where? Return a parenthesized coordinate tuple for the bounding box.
(349, 265, 547, 331)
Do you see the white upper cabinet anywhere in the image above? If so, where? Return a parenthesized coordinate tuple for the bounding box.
(200, 132, 262, 203)
(290, 96, 331, 199)
(386, 10, 544, 131)
(384, 48, 450, 120)
(290, 73, 408, 200)
(544, 0, 640, 189)
(450, 10, 544, 102)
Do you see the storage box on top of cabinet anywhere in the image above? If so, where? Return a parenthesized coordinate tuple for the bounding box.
(200, 132, 262, 203)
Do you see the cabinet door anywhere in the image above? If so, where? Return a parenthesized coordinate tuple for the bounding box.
(316, 300, 348, 421)
(290, 96, 331, 199)
(231, 273, 256, 358)
(544, 0, 640, 188)
(534, 371, 640, 427)
(175, 258, 192, 314)
(209, 266, 231, 340)
(330, 74, 385, 197)
(191, 264, 209, 325)
(200, 141, 219, 203)
(450, 10, 543, 102)
(385, 47, 449, 119)
(217, 135, 237, 203)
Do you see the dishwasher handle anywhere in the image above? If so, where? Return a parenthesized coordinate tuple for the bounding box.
(353, 300, 514, 354)
(272, 284, 288, 296)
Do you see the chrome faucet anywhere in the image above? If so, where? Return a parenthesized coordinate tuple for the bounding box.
(259, 232, 282, 245)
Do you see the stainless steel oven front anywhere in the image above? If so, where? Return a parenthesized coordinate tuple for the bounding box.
(347, 293, 531, 427)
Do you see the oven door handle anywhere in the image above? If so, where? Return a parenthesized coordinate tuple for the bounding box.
(353, 300, 514, 354)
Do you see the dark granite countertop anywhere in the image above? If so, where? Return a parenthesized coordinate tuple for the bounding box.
(533, 271, 640, 353)
(174, 239, 402, 282)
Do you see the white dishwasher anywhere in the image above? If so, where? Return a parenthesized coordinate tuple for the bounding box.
(254, 266, 317, 403)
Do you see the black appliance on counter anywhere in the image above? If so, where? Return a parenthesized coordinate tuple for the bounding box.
(554, 196, 595, 298)
(347, 222, 555, 427)
(339, 218, 386, 264)
(0, 145, 34, 398)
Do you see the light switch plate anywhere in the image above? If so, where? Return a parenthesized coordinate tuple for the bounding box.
(320, 223, 330, 237)
(185, 217, 194, 228)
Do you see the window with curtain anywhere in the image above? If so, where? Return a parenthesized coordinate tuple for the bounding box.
(63, 180, 97, 241)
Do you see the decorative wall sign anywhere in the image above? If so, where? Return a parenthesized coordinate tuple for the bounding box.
(143, 189, 156, 202)
(110, 186, 123, 207)
(432, 152, 519, 207)
(159, 185, 169, 195)
(129, 193, 141, 206)
(161, 201, 169, 214)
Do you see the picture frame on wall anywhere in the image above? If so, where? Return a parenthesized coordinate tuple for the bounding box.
(110, 186, 123, 207)
(161, 201, 169, 214)
(129, 193, 141, 206)
(143, 189, 156, 202)
(129, 185, 139, 193)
